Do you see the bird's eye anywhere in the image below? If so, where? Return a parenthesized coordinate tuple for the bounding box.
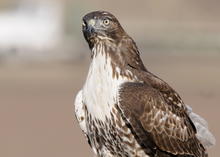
(103, 19, 110, 26)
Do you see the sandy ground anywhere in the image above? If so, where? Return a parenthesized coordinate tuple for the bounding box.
(0, 53, 219, 157)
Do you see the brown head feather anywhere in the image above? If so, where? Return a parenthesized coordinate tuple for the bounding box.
(82, 11, 146, 72)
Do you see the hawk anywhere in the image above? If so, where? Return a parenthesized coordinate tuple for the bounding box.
(74, 11, 215, 157)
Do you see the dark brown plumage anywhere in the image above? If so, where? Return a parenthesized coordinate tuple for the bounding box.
(74, 10, 213, 157)
(119, 82, 206, 157)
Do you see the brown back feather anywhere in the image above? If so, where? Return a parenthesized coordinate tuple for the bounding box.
(118, 82, 207, 157)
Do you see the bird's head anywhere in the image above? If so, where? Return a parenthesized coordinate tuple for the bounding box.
(82, 11, 126, 48)
(82, 11, 146, 71)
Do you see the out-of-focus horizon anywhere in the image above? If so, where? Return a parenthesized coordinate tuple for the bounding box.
(0, 0, 219, 62)
(0, 0, 219, 157)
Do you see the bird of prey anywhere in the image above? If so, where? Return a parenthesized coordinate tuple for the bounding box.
(74, 11, 215, 157)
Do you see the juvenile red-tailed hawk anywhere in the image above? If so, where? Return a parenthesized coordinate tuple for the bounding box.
(74, 11, 215, 157)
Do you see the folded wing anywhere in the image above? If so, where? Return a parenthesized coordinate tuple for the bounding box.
(118, 82, 207, 157)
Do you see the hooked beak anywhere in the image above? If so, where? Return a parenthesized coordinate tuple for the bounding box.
(82, 18, 96, 38)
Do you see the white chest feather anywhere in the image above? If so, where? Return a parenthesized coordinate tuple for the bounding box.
(82, 47, 134, 121)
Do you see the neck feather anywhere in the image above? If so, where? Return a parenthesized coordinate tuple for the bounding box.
(91, 36, 147, 73)
(91, 41, 139, 80)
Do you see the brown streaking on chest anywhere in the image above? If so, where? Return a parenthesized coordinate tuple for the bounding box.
(84, 105, 149, 157)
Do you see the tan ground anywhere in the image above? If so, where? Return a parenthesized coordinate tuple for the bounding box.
(0, 53, 219, 157)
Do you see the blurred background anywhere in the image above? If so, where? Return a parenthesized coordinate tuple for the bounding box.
(0, 0, 219, 157)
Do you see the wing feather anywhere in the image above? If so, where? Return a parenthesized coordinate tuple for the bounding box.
(118, 82, 207, 157)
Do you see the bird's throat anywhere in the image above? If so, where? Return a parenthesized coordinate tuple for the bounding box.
(83, 47, 136, 121)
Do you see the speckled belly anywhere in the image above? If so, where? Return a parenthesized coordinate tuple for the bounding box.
(85, 105, 149, 157)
